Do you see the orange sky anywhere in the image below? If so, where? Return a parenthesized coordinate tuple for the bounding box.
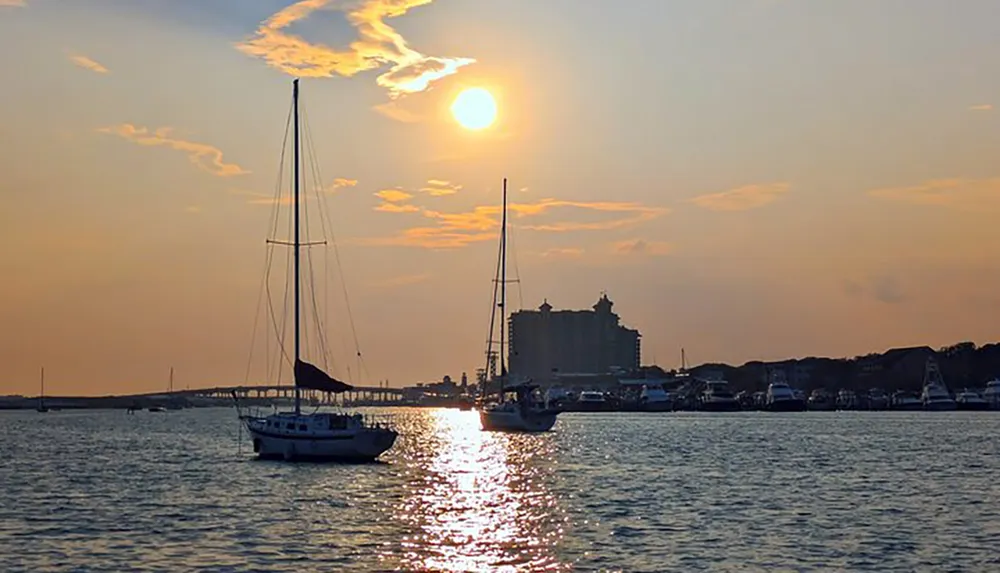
(1, 0, 999, 396)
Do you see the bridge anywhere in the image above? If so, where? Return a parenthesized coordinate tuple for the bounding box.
(119, 384, 405, 408)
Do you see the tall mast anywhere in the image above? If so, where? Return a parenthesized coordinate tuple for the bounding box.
(499, 178, 508, 398)
(293, 78, 302, 416)
(40, 366, 44, 398)
(168, 367, 174, 393)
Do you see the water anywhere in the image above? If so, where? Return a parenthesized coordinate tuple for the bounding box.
(2, 409, 999, 572)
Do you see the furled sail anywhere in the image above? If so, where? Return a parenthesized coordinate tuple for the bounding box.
(294, 359, 354, 393)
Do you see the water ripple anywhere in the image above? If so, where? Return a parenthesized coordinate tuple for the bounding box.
(1, 409, 999, 571)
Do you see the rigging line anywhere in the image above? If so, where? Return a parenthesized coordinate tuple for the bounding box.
(484, 201, 504, 376)
(302, 106, 367, 383)
(245, 99, 294, 385)
(508, 219, 525, 310)
(299, 108, 335, 373)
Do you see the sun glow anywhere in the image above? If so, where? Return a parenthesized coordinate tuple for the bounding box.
(450, 88, 497, 130)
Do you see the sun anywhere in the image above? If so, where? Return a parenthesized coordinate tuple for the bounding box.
(450, 87, 497, 130)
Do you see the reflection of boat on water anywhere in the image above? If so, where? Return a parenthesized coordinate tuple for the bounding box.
(478, 179, 560, 433)
(235, 80, 397, 462)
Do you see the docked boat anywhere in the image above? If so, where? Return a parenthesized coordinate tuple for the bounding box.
(921, 358, 956, 411)
(639, 384, 673, 412)
(574, 390, 610, 412)
(766, 383, 805, 411)
(700, 379, 740, 412)
(765, 370, 805, 411)
(983, 379, 1000, 410)
(890, 390, 923, 410)
(866, 388, 890, 410)
(807, 389, 835, 411)
(478, 179, 560, 433)
(236, 80, 397, 461)
(955, 389, 989, 411)
(836, 389, 859, 411)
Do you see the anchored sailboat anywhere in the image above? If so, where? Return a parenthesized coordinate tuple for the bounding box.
(36, 367, 48, 413)
(478, 178, 561, 432)
(235, 79, 397, 462)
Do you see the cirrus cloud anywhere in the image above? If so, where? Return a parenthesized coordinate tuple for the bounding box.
(236, 0, 474, 100)
(69, 54, 109, 74)
(688, 183, 791, 212)
(97, 124, 248, 177)
(365, 199, 669, 249)
(869, 178, 1000, 211)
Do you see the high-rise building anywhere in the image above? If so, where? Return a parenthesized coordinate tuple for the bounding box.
(508, 294, 641, 383)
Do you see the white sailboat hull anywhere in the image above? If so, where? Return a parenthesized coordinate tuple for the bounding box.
(243, 414, 397, 462)
(479, 407, 557, 432)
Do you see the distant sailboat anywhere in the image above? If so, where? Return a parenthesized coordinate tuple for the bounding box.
(478, 178, 561, 432)
(235, 79, 397, 462)
(36, 367, 48, 413)
(166, 367, 183, 410)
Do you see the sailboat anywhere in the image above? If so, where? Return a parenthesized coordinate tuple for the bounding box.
(36, 367, 48, 413)
(236, 79, 397, 462)
(478, 178, 561, 432)
(166, 367, 183, 410)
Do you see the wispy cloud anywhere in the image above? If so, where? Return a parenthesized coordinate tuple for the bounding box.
(374, 188, 413, 203)
(331, 178, 357, 189)
(371, 272, 431, 288)
(870, 178, 1000, 211)
(688, 183, 791, 212)
(0, 0, 26, 7)
(420, 179, 462, 196)
(69, 54, 109, 74)
(843, 276, 906, 305)
(538, 247, 585, 259)
(613, 239, 672, 257)
(366, 199, 668, 249)
(236, 0, 474, 99)
(969, 104, 993, 111)
(98, 125, 248, 177)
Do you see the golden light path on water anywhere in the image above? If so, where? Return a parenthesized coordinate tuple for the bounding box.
(389, 409, 570, 572)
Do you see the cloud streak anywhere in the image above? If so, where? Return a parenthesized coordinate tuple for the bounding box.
(236, 0, 474, 99)
(421, 179, 462, 196)
(689, 183, 791, 212)
(0, 0, 26, 7)
(969, 104, 993, 111)
(367, 199, 668, 248)
(613, 239, 672, 257)
(870, 178, 1000, 211)
(97, 125, 248, 177)
(69, 54, 109, 74)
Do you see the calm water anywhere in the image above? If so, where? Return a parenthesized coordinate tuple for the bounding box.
(1, 408, 999, 572)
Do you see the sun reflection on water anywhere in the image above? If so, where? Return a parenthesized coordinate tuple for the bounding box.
(390, 409, 568, 572)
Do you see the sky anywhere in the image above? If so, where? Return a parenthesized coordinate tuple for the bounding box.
(2, 0, 999, 396)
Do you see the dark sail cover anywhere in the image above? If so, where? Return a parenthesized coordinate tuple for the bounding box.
(294, 359, 354, 393)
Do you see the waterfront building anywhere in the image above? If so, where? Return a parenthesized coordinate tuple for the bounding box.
(508, 294, 641, 384)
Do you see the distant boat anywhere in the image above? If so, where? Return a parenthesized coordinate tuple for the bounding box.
(478, 178, 560, 433)
(148, 406, 166, 413)
(955, 389, 989, 411)
(235, 79, 397, 462)
(699, 379, 740, 412)
(921, 358, 956, 411)
(36, 367, 48, 413)
(984, 379, 1000, 410)
(165, 367, 183, 410)
(807, 389, 835, 411)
